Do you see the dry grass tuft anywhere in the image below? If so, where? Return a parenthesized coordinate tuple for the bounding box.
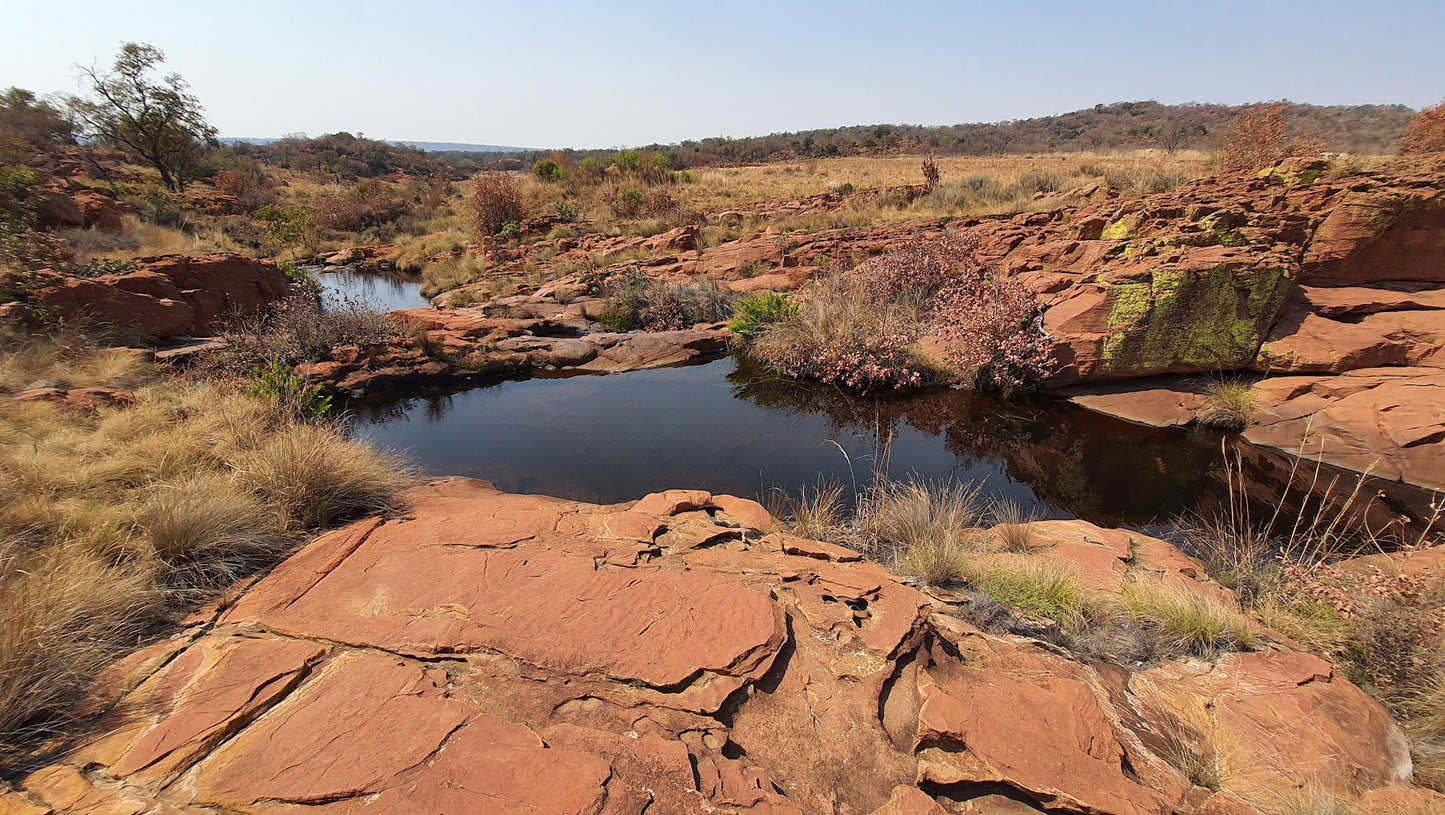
(863, 478, 988, 581)
(773, 480, 849, 543)
(1118, 579, 1256, 656)
(962, 557, 1088, 627)
(139, 474, 291, 591)
(0, 540, 157, 762)
(0, 334, 415, 769)
(991, 498, 1040, 551)
(1199, 379, 1255, 430)
(230, 422, 414, 529)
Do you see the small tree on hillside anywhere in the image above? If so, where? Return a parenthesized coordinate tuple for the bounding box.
(1218, 102, 1325, 172)
(1401, 100, 1445, 154)
(69, 42, 217, 191)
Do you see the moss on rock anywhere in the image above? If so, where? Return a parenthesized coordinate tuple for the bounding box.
(1100, 260, 1293, 375)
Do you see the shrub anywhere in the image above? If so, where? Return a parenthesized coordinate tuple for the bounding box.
(1402, 100, 1445, 154)
(920, 156, 941, 192)
(211, 168, 273, 211)
(254, 204, 315, 254)
(209, 295, 401, 375)
(598, 272, 737, 332)
(555, 201, 580, 222)
(250, 356, 333, 418)
(728, 292, 799, 342)
(834, 182, 855, 195)
(532, 158, 561, 181)
(606, 187, 646, 218)
(470, 173, 525, 237)
(310, 181, 406, 231)
(749, 275, 935, 390)
(931, 239, 1055, 394)
(1218, 102, 1326, 172)
(1016, 169, 1064, 194)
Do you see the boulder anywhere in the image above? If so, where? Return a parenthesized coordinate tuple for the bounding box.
(27, 253, 292, 339)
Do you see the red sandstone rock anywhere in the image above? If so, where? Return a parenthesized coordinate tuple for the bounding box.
(23, 480, 1427, 814)
(26, 253, 291, 338)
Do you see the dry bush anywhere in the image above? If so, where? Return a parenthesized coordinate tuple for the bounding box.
(210, 169, 274, 211)
(208, 294, 402, 375)
(1402, 100, 1445, 154)
(920, 156, 941, 192)
(470, 173, 525, 237)
(1218, 103, 1327, 172)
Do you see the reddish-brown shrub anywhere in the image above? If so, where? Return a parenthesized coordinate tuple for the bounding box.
(310, 182, 405, 231)
(934, 264, 1055, 393)
(470, 173, 525, 236)
(748, 234, 1053, 393)
(1218, 103, 1326, 172)
(1402, 100, 1445, 154)
(921, 156, 941, 192)
(211, 169, 273, 212)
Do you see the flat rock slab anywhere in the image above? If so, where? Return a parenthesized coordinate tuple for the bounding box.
(12, 480, 1424, 815)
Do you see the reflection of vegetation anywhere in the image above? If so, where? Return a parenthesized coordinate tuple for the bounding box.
(726, 354, 1226, 525)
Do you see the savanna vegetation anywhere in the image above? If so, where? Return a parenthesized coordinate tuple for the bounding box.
(3, 37, 1441, 791)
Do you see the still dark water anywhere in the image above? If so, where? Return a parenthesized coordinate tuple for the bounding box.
(313, 267, 431, 311)
(345, 356, 1236, 527)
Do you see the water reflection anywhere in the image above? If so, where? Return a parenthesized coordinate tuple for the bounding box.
(346, 355, 1236, 527)
(312, 266, 432, 311)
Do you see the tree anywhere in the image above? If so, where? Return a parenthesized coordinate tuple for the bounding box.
(0, 87, 76, 147)
(1218, 102, 1325, 172)
(70, 43, 217, 191)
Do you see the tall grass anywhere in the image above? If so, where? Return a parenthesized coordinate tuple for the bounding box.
(0, 334, 415, 769)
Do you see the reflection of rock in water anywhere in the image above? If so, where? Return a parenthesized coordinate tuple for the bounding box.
(726, 356, 1228, 526)
(1233, 443, 1437, 543)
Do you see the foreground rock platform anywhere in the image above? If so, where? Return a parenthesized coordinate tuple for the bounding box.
(4, 480, 1431, 815)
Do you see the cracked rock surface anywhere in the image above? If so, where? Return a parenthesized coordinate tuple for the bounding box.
(4, 479, 1429, 814)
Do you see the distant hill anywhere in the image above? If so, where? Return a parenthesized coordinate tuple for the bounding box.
(224, 101, 1420, 176)
(579, 101, 1418, 167)
(224, 137, 530, 153)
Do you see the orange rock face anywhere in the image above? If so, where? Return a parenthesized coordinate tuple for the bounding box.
(26, 253, 292, 338)
(6, 480, 1421, 815)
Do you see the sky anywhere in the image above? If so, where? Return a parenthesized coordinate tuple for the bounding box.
(2, 0, 1441, 149)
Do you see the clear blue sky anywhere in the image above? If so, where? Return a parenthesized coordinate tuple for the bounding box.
(2, 0, 1441, 148)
